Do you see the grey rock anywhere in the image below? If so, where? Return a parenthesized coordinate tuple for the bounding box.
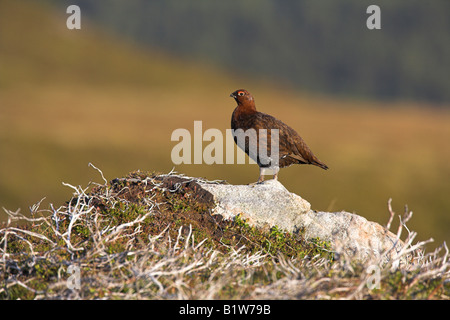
(198, 179, 402, 261)
(200, 179, 310, 233)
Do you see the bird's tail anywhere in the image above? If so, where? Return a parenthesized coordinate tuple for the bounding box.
(312, 159, 329, 170)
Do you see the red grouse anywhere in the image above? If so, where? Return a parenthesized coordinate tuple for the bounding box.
(230, 89, 328, 183)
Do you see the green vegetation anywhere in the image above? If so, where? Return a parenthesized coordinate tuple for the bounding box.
(1, 171, 448, 299)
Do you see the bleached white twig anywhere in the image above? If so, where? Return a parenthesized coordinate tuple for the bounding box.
(88, 162, 108, 186)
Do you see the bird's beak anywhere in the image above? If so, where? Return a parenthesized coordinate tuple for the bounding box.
(230, 92, 236, 98)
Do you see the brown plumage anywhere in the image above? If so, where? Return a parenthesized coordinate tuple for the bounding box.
(230, 89, 328, 183)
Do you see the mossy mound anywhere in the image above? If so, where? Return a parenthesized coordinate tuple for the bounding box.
(88, 171, 333, 260)
(1, 171, 448, 300)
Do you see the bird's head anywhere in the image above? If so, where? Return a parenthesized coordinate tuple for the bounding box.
(230, 89, 255, 106)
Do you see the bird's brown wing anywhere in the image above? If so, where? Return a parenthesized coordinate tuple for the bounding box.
(254, 112, 328, 169)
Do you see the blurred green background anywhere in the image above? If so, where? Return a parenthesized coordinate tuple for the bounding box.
(1, 0, 449, 249)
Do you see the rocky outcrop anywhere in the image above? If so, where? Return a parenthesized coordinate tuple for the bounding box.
(197, 178, 402, 262)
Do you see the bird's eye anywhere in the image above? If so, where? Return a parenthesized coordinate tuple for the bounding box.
(238, 91, 245, 96)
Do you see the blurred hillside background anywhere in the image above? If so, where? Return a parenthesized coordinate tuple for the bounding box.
(0, 0, 449, 249)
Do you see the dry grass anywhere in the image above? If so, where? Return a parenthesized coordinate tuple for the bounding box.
(1, 168, 449, 300)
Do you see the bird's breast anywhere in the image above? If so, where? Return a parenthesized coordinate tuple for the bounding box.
(231, 108, 257, 130)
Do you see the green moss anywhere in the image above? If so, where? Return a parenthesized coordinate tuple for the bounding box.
(227, 215, 333, 262)
(385, 271, 448, 299)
